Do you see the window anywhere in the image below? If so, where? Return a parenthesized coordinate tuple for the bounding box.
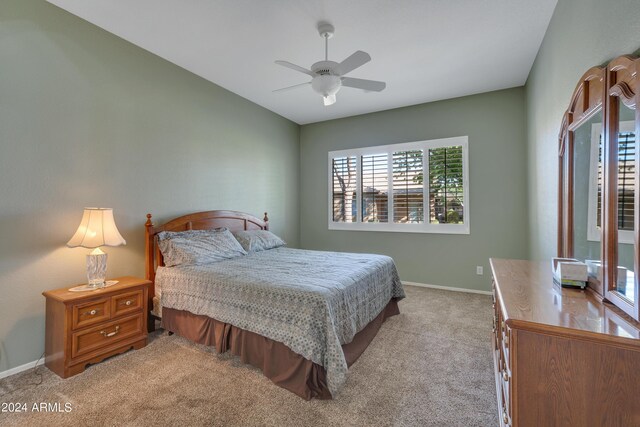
(587, 121, 635, 244)
(328, 136, 469, 233)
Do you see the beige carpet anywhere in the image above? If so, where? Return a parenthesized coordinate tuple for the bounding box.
(0, 286, 498, 426)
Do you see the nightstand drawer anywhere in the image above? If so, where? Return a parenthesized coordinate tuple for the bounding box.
(72, 298, 111, 330)
(112, 289, 143, 317)
(71, 313, 143, 359)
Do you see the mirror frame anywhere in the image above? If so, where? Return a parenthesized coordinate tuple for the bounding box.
(603, 55, 639, 320)
(558, 54, 640, 321)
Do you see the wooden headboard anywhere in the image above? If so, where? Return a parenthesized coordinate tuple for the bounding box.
(144, 210, 269, 302)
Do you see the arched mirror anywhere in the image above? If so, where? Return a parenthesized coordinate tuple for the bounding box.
(559, 55, 640, 321)
(604, 56, 639, 319)
(558, 66, 605, 295)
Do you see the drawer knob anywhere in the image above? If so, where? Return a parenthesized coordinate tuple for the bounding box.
(84, 309, 98, 316)
(502, 370, 509, 382)
(125, 300, 132, 306)
(100, 326, 120, 338)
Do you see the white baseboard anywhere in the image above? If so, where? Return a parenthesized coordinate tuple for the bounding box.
(0, 358, 44, 380)
(403, 281, 492, 295)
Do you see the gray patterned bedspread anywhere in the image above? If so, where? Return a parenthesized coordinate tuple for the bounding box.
(156, 247, 405, 397)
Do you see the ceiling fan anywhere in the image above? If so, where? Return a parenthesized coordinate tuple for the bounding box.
(274, 22, 386, 106)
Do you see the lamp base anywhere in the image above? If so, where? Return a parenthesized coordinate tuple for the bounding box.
(87, 248, 108, 287)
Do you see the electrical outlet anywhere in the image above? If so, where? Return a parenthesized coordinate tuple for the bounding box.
(476, 266, 484, 275)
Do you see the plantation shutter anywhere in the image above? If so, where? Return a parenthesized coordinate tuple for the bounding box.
(392, 150, 424, 223)
(428, 146, 464, 224)
(332, 156, 356, 222)
(361, 154, 389, 222)
(596, 131, 636, 230)
(597, 136, 603, 228)
(618, 131, 635, 230)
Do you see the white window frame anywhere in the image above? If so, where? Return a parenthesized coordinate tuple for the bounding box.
(328, 136, 470, 234)
(587, 121, 635, 244)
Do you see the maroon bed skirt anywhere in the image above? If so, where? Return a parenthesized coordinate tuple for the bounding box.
(161, 299, 400, 400)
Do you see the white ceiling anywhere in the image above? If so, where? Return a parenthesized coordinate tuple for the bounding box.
(47, 0, 557, 125)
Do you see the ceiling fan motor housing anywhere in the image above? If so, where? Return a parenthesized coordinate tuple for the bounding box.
(311, 60, 339, 75)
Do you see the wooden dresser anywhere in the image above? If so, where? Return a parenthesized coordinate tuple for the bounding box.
(490, 259, 640, 427)
(43, 276, 151, 378)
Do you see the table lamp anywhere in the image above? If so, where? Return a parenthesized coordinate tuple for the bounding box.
(67, 208, 126, 288)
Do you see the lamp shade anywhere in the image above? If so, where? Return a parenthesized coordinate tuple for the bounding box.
(66, 208, 126, 248)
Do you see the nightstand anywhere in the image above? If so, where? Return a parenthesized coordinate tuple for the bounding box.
(42, 276, 151, 378)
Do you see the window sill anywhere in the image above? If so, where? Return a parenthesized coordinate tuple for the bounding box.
(328, 222, 470, 234)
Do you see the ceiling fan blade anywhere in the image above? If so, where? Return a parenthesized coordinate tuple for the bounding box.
(341, 77, 386, 92)
(273, 82, 311, 92)
(337, 51, 371, 75)
(323, 94, 337, 106)
(275, 60, 315, 77)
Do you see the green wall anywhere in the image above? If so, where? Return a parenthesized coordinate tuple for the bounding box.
(525, 0, 640, 260)
(299, 88, 529, 292)
(0, 0, 299, 372)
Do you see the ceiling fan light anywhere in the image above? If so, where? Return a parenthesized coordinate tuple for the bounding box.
(312, 75, 341, 96)
(323, 94, 337, 106)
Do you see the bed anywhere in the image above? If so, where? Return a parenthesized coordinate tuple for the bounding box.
(144, 210, 405, 399)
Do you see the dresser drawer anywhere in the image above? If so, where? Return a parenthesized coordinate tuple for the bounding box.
(497, 375, 511, 427)
(492, 318, 500, 351)
(72, 298, 111, 330)
(111, 289, 143, 317)
(500, 321, 512, 370)
(500, 361, 511, 418)
(71, 313, 143, 359)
